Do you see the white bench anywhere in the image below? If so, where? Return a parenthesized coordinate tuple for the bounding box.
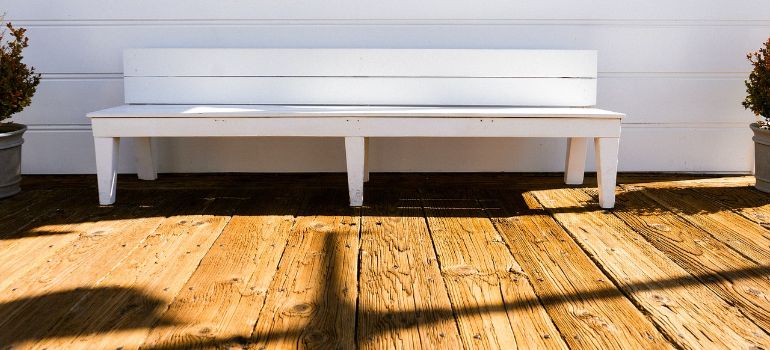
(88, 48, 623, 208)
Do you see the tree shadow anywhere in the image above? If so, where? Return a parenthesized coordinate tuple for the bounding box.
(0, 287, 180, 348)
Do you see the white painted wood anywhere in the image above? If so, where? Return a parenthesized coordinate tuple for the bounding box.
(9, 1, 770, 21)
(564, 137, 588, 185)
(125, 49, 597, 78)
(124, 76, 596, 106)
(15, 1, 765, 175)
(134, 137, 157, 180)
(90, 117, 622, 138)
(364, 137, 370, 183)
(595, 137, 620, 209)
(23, 25, 769, 75)
(345, 136, 365, 206)
(88, 105, 623, 119)
(94, 137, 120, 205)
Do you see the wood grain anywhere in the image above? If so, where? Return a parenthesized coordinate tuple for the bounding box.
(630, 185, 770, 265)
(29, 194, 241, 350)
(480, 189, 669, 349)
(358, 189, 462, 349)
(421, 190, 567, 349)
(0, 190, 207, 348)
(611, 187, 770, 334)
(250, 190, 360, 349)
(532, 187, 770, 349)
(2, 174, 769, 349)
(140, 191, 301, 349)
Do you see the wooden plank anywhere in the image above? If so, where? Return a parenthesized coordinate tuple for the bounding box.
(0, 189, 59, 223)
(681, 184, 770, 228)
(532, 187, 770, 349)
(421, 190, 567, 349)
(88, 105, 623, 119)
(629, 185, 770, 265)
(26, 194, 240, 350)
(0, 190, 206, 348)
(0, 190, 100, 291)
(617, 176, 754, 190)
(250, 190, 359, 349)
(357, 189, 462, 349)
(611, 187, 770, 333)
(91, 117, 621, 138)
(124, 49, 597, 78)
(140, 191, 301, 349)
(124, 76, 596, 106)
(480, 190, 670, 349)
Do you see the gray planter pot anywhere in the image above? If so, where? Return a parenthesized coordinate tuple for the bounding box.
(0, 123, 26, 199)
(752, 122, 770, 193)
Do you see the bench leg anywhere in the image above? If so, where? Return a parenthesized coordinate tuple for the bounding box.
(595, 137, 620, 209)
(94, 137, 120, 205)
(135, 137, 157, 180)
(363, 137, 370, 183)
(564, 137, 588, 185)
(345, 137, 365, 206)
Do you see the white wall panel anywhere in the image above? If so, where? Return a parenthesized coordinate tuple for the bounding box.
(17, 76, 755, 126)
(13, 78, 123, 125)
(6, 2, 769, 174)
(21, 25, 766, 74)
(6, 1, 770, 21)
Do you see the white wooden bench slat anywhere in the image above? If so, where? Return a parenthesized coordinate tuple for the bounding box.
(90, 48, 623, 209)
(125, 48, 598, 78)
(124, 76, 596, 106)
(89, 105, 623, 119)
(91, 117, 621, 138)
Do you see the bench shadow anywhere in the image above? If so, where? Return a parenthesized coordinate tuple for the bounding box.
(1, 173, 765, 242)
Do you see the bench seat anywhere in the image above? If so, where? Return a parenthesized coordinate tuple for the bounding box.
(89, 105, 623, 119)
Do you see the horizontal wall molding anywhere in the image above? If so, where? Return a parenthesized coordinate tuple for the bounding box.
(12, 19, 770, 28)
(38, 72, 752, 79)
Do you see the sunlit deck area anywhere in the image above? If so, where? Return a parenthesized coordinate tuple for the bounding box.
(1, 173, 769, 349)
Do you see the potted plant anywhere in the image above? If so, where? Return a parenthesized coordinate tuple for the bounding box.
(0, 22, 41, 198)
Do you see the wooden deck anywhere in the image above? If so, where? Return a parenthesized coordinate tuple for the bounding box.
(1, 173, 770, 349)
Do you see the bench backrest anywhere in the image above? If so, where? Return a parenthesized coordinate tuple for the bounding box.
(123, 49, 597, 107)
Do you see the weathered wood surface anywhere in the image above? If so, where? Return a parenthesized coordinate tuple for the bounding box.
(0, 173, 768, 349)
(0, 190, 204, 348)
(30, 193, 240, 350)
(358, 189, 462, 349)
(250, 190, 360, 349)
(628, 185, 770, 265)
(140, 191, 301, 349)
(480, 190, 669, 349)
(421, 190, 567, 349)
(611, 187, 770, 333)
(532, 187, 770, 349)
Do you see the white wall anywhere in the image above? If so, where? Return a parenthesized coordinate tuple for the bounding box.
(7, 1, 770, 174)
